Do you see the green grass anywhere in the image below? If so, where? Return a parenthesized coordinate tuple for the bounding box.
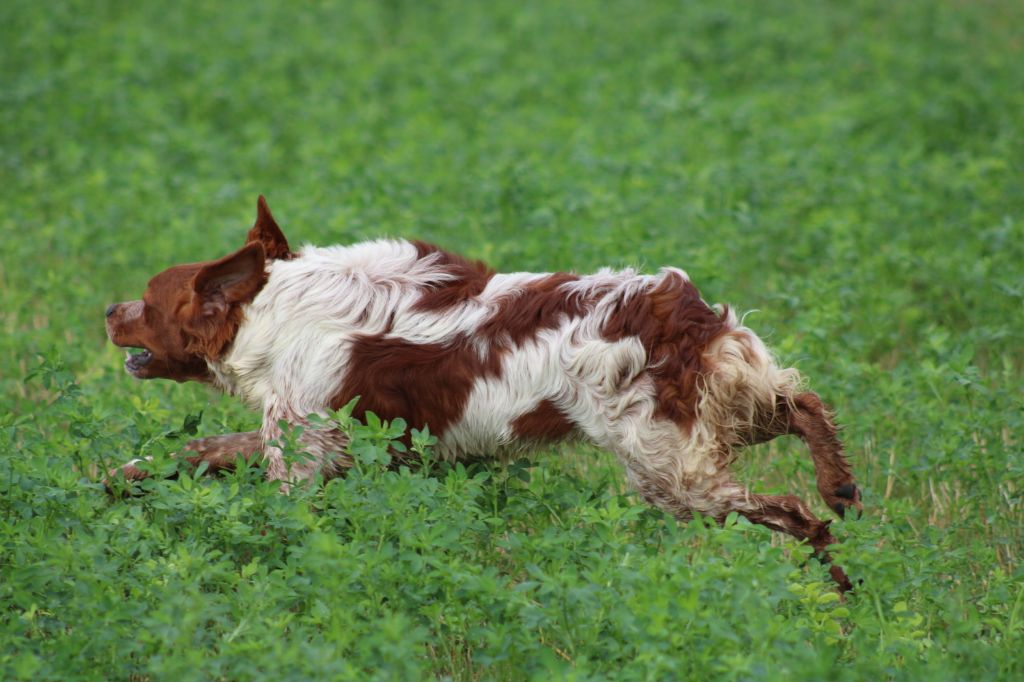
(2, 0, 1023, 678)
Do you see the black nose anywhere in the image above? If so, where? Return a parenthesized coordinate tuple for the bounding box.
(105, 303, 117, 318)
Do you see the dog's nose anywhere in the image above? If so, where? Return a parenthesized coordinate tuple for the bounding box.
(105, 303, 118, 318)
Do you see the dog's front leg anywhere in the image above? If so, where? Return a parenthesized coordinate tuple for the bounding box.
(105, 431, 262, 491)
(180, 432, 263, 473)
(260, 418, 352, 490)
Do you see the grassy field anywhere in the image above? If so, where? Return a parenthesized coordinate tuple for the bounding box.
(2, 0, 1023, 678)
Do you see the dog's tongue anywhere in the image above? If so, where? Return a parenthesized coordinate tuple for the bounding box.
(126, 349, 153, 370)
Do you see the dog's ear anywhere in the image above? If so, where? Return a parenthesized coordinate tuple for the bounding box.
(192, 242, 267, 318)
(246, 195, 293, 260)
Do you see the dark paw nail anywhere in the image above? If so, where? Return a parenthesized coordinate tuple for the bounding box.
(835, 483, 857, 499)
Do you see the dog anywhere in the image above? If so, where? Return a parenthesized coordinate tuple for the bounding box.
(105, 196, 862, 590)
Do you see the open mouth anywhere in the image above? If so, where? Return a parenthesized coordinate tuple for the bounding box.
(125, 348, 153, 374)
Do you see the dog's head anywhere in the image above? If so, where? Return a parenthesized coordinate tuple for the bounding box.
(106, 196, 293, 382)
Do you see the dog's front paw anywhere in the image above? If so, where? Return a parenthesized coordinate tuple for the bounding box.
(103, 457, 153, 495)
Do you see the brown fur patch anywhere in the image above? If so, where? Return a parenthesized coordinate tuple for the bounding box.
(601, 270, 730, 429)
(510, 399, 576, 441)
(410, 241, 495, 312)
(333, 334, 503, 437)
(479, 273, 587, 347)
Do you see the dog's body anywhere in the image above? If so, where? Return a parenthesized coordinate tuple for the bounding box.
(106, 197, 861, 590)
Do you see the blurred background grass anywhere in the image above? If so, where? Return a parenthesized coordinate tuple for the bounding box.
(1, 0, 1022, 678)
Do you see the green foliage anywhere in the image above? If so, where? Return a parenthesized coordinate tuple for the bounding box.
(1, 0, 1022, 679)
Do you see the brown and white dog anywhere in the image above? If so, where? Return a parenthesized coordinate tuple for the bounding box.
(106, 197, 862, 590)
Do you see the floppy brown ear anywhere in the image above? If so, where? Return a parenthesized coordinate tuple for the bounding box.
(246, 195, 293, 260)
(193, 242, 267, 318)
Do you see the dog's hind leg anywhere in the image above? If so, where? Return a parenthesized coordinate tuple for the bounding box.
(747, 392, 862, 520)
(733, 490, 854, 591)
(626, 461, 855, 592)
(698, 330, 861, 519)
(786, 392, 862, 519)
